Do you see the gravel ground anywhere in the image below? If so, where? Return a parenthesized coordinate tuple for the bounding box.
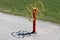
(0, 12, 60, 40)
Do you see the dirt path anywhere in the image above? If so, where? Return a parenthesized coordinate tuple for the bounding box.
(0, 12, 60, 40)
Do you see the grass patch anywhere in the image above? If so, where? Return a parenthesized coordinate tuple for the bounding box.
(0, 0, 60, 24)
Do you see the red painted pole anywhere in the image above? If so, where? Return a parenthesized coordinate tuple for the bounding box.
(32, 7, 37, 33)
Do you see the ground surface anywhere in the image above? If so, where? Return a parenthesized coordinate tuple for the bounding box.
(0, 12, 60, 40)
(0, 0, 60, 23)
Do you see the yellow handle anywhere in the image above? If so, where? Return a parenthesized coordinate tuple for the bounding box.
(26, 1, 45, 19)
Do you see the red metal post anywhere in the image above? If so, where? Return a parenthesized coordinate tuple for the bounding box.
(32, 7, 37, 33)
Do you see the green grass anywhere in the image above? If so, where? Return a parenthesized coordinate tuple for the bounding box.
(0, 0, 60, 24)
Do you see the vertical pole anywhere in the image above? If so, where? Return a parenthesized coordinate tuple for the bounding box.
(32, 7, 37, 33)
